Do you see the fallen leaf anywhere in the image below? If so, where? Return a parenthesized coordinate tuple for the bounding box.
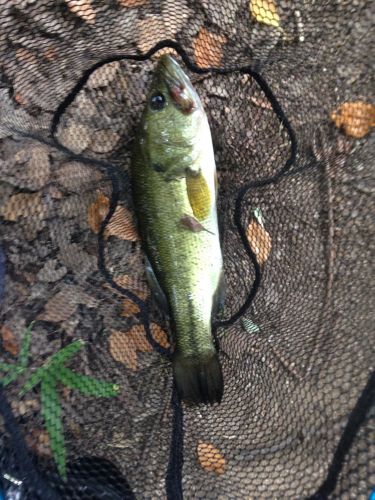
(87, 192, 139, 241)
(43, 46, 57, 61)
(331, 102, 375, 138)
(193, 27, 226, 68)
(250, 0, 280, 28)
(180, 214, 214, 234)
(0, 192, 45, 222)
(65, 0, 96, 24)
(25, 429, 51, 459)
(15, 48, 37, 64)
(0, 325, 19, 356)
(120, 298, 140, 317)
(197, 441, 226, 475)
(37, 286, 98, 323)
(186, 173, 211, 221)
(137, 16, 166, 54)
(14, 93, 27, 106)
(109, 323, 169, 370)
(86, 62, 121, 90)
(246, 219, 272, 265)
(118, 0, 147, 6)
(115, 275, 149, 301)
(106, 205, 139, 241)
(150, 323, 170, 349)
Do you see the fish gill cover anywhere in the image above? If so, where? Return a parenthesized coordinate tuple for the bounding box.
(0, 0, 374, 499)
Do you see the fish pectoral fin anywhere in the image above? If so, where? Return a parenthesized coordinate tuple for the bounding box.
(186, 172, 211, 221)
(144, 255, 169, 314)
(212, 271, 226, 319)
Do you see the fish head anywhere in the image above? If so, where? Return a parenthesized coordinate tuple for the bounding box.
(138, 55, 206, 176)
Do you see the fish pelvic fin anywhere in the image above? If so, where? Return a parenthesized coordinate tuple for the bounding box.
(173, 352, 223, 405)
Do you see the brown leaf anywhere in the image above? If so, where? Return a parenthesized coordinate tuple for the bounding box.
(43, 46, 57, 61)
(331, 102, 375, 138)
(197, 441, 226, 475)
(25, 429, 51, 459)
(0, 325, 19, 356)
(118, 0, 147, 6)
(120, 298, 140, 317)
(137, 16, 166, 54)
(15, 48, 37, 64)
(0, 192, 45, 222)
(37, 285, 98, 323)
(65, 0, 96, 24)
(14, 93, 27, 106)
(115, 275, 149, 301)
(109, 323, 168, 370)
(106, 205, 139, 241)
(246, 219, 272, 265)
(150, 323, 170, 349)
(193, 27, 226, 68)
(87, 192, 139, 241)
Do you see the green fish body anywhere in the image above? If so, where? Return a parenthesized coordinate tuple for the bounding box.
(131, 55, 224, 404)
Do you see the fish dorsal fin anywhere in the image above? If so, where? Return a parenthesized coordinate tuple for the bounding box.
(186, 172, 211, 221)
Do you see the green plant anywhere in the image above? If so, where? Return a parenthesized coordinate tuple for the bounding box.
(0, 322, 119, 479)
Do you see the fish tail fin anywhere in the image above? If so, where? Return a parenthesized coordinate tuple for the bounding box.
(173, 352, 223, 405)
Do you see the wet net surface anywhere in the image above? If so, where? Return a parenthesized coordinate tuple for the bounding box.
(0, 1, 374, 498)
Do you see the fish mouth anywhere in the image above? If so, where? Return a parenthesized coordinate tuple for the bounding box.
(156, 54, 200, 114)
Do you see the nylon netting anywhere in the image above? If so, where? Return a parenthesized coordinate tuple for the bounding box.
(0, 1, 374, 498)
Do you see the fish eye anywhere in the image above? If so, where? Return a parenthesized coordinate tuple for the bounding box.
(150, 93, 166, 111)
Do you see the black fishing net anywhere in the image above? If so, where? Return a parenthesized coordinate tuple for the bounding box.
(0, 1, 374, 498)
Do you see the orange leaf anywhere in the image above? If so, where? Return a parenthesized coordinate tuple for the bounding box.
(246, 220, 272, 266)
(43, 46, 57, 61)
(197, 441, 226, 475)
(193, 27, 226, 68)
(107, 205, 139, 241)
(118, 0, 147, 6)
(0, 325, 19, 356)
(65, 0, 96, 24)
(120, 298, 140, 317)
(331, 102, 375, 138)
(150, 323, 170, 349)
(87, 192, 139, 241)
(115, 275, 149, 301)
(14, 93, 27, 105)
(109, 323, 168, 370)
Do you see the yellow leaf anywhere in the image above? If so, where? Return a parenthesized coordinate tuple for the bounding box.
(186, 173, 211, 221)
(250, 0, 280, 28)
(65, 0, 96, 24)
(87, 192, 139, 241)
(193, 27, 226, 68)
(246, 219, 272, 266)
(331, 102, 375, 138)
(197, 441, 226, 475)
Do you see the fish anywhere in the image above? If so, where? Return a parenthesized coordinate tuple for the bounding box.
(131, 54, 224, 405)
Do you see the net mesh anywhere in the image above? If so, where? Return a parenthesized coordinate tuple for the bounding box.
(0, 0, 374, 498)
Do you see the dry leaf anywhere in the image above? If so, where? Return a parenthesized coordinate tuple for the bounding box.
(25, 429, 51, 459)
(87, 192, 139, 241)
(197, 441, 226, 475)
(194, 27, 226, 68)
(186, 173, 211, 221)
(65, 0, 96, 24)
(107, 205, 139, 241)
(250, 0, 280, 28)
(14, 93, 27, 105)
(118, 0, 147, 6)
(246, 219, 272, 265)
(15, 48, 37, 64)
(137, 16, 166, 54)
(150, 323, 170, 349)
(331, 102, 375, 138)
(0, 325, 19, 356)
(120, 298, 140, 317)
(0, 192, 44, 222)
(38, 286, 98, 323)
(115, 275, 149, 301)
(43, 46, 57, 61)
(109, 323, 169, 370)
